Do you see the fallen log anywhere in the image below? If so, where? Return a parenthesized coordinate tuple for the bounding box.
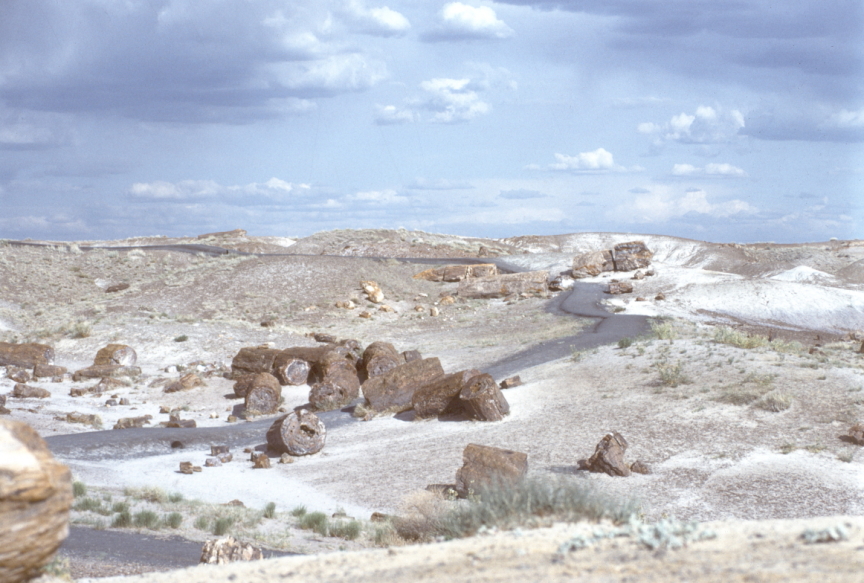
(459, 373, 510, 421)
(93, 344, 137, 366)
(266, 409, 325, 456)
(243, 373, 282, 415)
(0, 342, 54, 368)
(0, 419, 72, 583)
(71, 365, 140, 381)
(12, 384, 50, 399)
(361, 341, 401, 380)
(271, 354, 311, 386)
(412, 369, 480, 418)
(361, 357, 445, 414)
(457, 271, 548, 299)
(307, 346, 355, 384)
(32, 364, 67, 379)
(309, 368, 360, 411)
(230, 347, 283, 379)
(413, 263, 498, 282)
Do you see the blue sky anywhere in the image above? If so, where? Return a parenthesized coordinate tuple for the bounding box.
(1, 0, 861, 242)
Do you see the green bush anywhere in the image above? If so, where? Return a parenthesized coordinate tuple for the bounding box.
(299, 512, 329, 536)
(617, 337, 633, 349)
(290, 505, 307, 518)
(330, 519, 362, 540)
(168, 492, 184, 503)
(194, 516, 210, 530)
(73, 497, 106, 514)
(166, 512, 183, 529)
(112, 511, 132, 528)
(650, 320, 677, 340)
(263, 502, 277, 519)
(133, 510, 160, 529)
(213, 517, 235, 536)
(174, 335, 189, 342)
(72, 481, 87, 498)
(112, 501, 129, 514)
(713, 327, 768, 349)
(754, 392, 792, 412)
(654, 360, 688, 387)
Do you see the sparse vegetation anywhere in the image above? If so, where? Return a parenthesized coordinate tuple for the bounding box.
(650, 319, 678, 340)
(654, 360, 689, 387)
(299, 511, 330, 536)
(618, 337, 633, 349)
(213, 516, 235, 536)
(754, 392, 793, 412)
(713, 327, 768, 349)
(264, 502, 277, 519)
(72, 481, 87, 498)
(174, 335, 189, 342)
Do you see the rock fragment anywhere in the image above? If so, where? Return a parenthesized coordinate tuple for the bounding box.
(12, 383, 50, 399)
(455, 443, 528, 496)
(200, 536, 263, 564)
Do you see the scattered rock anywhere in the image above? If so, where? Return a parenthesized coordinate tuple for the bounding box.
(361, 342, 401, 380)
(413, 264, 498, 282)
(612, 241, 654, 272)
(252, 452, 271, 468)
(582, 432, 632, 477)
(499, 376, 522, 389)
(313, 333, 338, 344)
(848, 424, 864, 445)
(458, 271, 548, 299)
(105, 283, 130, 293)
(606, 282, 634, 295)
(93, 344, 137, 367)
(279, 453, 294, 464)
(459, 373, 510, 422)
(200, 536, 263, 565)
(358, 311, 372, 319)
(335, 300, 356, 310)
(412, 369, 480, 419)
(0, 342, 55, 368)
(12, 384, 50, 399)
(430, 307, 440, 317)
(179, 462, 200, 474)
(361, 280, 385, 303)
(211, 445, 229, 455)
(655, 292, 666, 301)
(413, 304, 425, 312)
(65, 412, 102, 427)
(370, 512, 390, 522)
(6, 367, 31, 383)
(0, 418, 73, 583)
(113, 415, 152, 430)
(72, 365, 141, 382)
(636, 296, 646, 302)
(204, 458, 222, 467)
(630, 460, 652, 475)
(243, 372, 282, 415)
(164, 415, 196, 429)
(439, 295, 456, 305)
(266, 409, 326, 456)
(32, 364, 67, 379)
(378, 305, 396, 313)
(171, 441, 184, 449)
(455, 443, 528, 496)
(164, 373, 205, 393)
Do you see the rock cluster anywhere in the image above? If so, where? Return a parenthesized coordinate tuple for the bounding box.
(572, 241, 654, 278)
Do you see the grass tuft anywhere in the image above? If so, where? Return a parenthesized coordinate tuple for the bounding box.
(754, 392, 792, 412)
(713, 327, 768, 349)
(213, 517, 235, 536)
(650, 319, 677, 340)
(329, 519, 362, 540)
(133, 510, 160, 529)
(72, 481, 87, 498)
(112, 511, 133, 528)
(166, 512, 183, 529)
(654, 360, 689, 387)
(290, 505, 307, 518)
(617, 337, 633, 349)
(263, 502, 277, 519)
(299, 512, 329, 536)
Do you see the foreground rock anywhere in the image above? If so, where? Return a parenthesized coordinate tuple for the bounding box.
(457, 270, 548, 299)
(266, 409, 326, 456)
(0, 342, 54, 368)
(12, 383, 50, 399)
(200, 536, 264, 564)
(0, 419, 72, 583)
(455, 443, 528, 496)
(72, 365, 141, 381)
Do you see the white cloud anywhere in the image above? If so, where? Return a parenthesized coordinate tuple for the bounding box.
(129, 178, 310, 200)
(374, 104, 416, 125)
(621, 187, 757, 223)
(529, 148, 634, 173)
(826, 107, 864, 129)
(340, 1, 411, 37)
(425, 2, 514, 41)
(671, 163, 748, 177)
(348, 189, 407, 204)
(640, 105, 745, 144)
(418, 77, 490, 123)
(282, 54, 388, 96)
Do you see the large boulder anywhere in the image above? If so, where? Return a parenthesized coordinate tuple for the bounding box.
(572, 250, 615, 278)
(361, 357, 445, 414)
(412, 369, 480, 418)
(93, 344, 137, 367)
(612, 241, 653, 272)
(455, 443, 528, 496)
(164, 373, 205, 393)
(0, 342, 54, 368)
(0, 419, 72, 583)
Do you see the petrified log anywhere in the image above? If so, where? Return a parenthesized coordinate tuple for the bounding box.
(606, 281, 633, 295)
(612, 241, 653, 272)
(499, 375, 522, 389)
(113, 415, 152, 430)
(65, 412, 101, 427)
(309, 368, 361, 411)
(252, 452, 271, 469)
(572, 250, 614, 278)
(0, 342, 54, 368)
(361, 341, 401, 380)
(413, 264, 498, 282)
(230, 347, 283, 379)
(457, 271, 548, 299)
(584, 432, 631, 477)
(402, 350, 422, 363)
(164, 415, 197, 429)
(105, 283, 130, 293)
(459, 374, 510, 422)
(164, 373, 205, 393)
(266, 409, 326, 456)
(12, 384, 50, 399)
(313, 333, 337, 344)
(6, 367, 31, 383)
(93, 344, 137, 366)
(307, 346, 355, 384)
(272, 354, 310, 386)
(197, 228, 246, 239)
(200, 536, 263, 564)
(455, 443, 527, 496)
(243, 373, 282, 415)
(71, 365, 141, 381)
(32, 364, 67, 379)
(361, 357, 445, 414)
(0, 419, 72, 583)
(412, 369, 480, 418)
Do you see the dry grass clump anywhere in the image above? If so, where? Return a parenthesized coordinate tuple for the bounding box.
(654, 360, 689, 387)
(713, 327, 768, 349)
(754, 392, 793, 412)
(395, 477, 637, 541)
(715, 374, 776, 406)
(650, 319, 677, 340)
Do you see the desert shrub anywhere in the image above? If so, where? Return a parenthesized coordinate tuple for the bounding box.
(125, 486, 167, 503)
(650, 319, 677, 340)
(73, 497, 107, 514)
(263, 502, 277, 519)
(654, 360, 689, 387)
(72, 481, 87, 498)
(713, 327, 768, 349)
(290, 505, 308, 518)
(396, 477, 636, 541)
(112, 501, 129, 514)
(133, 510, 160, 529)
(213, 517, 235, 536)
(168, 492, 184, 503)
(770, 339, 804, 354)
(715, 388, 763, 406)
(194, 516, 210, 530)
(173, 335, 188, 342)
(166, 512, 183, 529)
(329, 519, 362, 540)
(754, 392, 792, 412)
(617, 337, 633, 349)
(112, 511, 133, 528)
(39, 557, 71, 580)
(67, 321, 92, 339)
(299, 512, 329, 536)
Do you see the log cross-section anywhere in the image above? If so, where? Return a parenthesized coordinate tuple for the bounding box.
(459, 373, 510, 421)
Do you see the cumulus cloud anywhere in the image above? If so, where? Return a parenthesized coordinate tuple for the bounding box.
(639, 106, 745, 145)
(671, 163, 748, 178)
(347, 189, 408, 203)
(339, 1, 410, 37)
(499, 189, 548, 199)
(743, 106, 864, 143)
(129, 178, 310, 201)
(406, 178, 474, 190)
(621, 187, 758, 223)
(528, 148, 635, 173)
(374, 105, 416, 125)
(424, 2, 515, 41)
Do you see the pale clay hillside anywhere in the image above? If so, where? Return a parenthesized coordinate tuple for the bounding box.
(2, 229, 864, 582)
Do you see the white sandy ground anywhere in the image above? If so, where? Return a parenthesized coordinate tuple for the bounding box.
(78, 516, 864, 583)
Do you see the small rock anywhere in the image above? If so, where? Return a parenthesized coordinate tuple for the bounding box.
(279, 453, 294, 464)
(439, 295, 456, 305)
(164, 373, 205, 393)
(204, 457, 222, 467)
(105, 283, 130, 293)
(225, 499, 245, 507)
(848, 423, 864, 445)
(584, 432, 631, 477)
(66, 412, 102, 427)
(499, 376, 522, 389)
(370, 512, 390, 522)
(335, 300, 356, 310)
(211, 445, 230, 455)
(171, 441, 185, 449)
(105, 399, 118, 406)
(630, 460, 651, 474)
(226, 415, 238, 423)
(179, 461, 195, 474)
(12, 383, 50, 399)
(635, 296, 646, 301)
(378, 305, 396, 313)
(606, 282, 634, 295)
(632, 270, 645, 280)
(655, 292, 666, 301)
(6, 367, 31, 383)
(313, 333, 337, 343)
(218, 453, 233, 463)
(361, 280, 385, 304)
(414, 304, 425, 312)
(119, 398, 130, 406)
(430, 306, 440, 317)
(252, 452, 271, 469)
(159, 405, 171, 414)
(358, 311, 372, 319)
(94, 344, 137, 367)
(33, 364, 68, 378)
(113, 415, 152, 430)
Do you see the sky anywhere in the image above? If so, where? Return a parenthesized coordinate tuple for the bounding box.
(0, 0, 862, 243)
